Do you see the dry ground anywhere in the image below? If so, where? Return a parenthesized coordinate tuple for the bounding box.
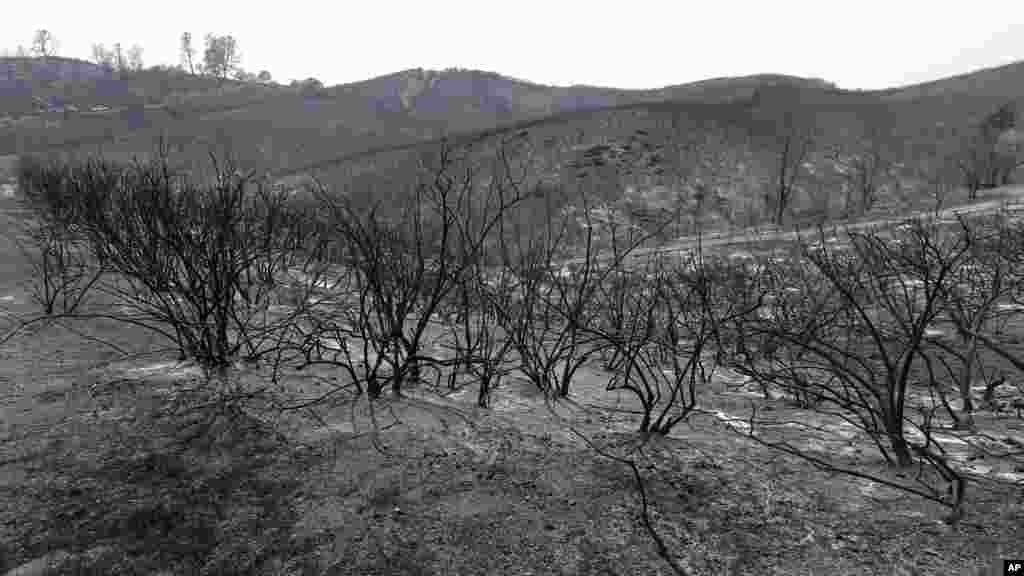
(0, 300, 1021, 575)
(1, 186, 1022, 575)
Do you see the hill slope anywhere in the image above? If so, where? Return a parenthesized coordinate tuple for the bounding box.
(0, 61, 842, 168)
(4, 58, 1024, 233)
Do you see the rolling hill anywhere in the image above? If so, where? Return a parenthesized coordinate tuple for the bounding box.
(3, 56, 1023, 234)
(0, 60, 843, 170)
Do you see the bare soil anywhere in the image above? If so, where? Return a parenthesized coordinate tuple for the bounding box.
(0, 301, 1021, 575)
(0, 186, 1022, 575)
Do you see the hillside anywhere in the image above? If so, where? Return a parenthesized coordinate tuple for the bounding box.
(339, 68, 837, 120)
(270, 85, 1024, 246)
(4, 58, 1024, 576)
(0, 56, 295, 118)
(3, 58, 1024, 234)
(0, 61, 844, 170)
(4, 57, 1021, 154)
(874, 60, 1024, 103)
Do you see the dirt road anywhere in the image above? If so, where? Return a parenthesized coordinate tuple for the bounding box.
(564, 184, 1024, 266)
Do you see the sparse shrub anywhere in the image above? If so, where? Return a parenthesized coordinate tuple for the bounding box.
(279, 133, 532, 399)
(13, 204, 102, 316)
(733, 220, 981, 521)
(591, 253, 761, 434)
(14, 149, 318, 371)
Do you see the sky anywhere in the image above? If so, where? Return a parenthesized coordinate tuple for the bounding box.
(3, 0, 1022, 91)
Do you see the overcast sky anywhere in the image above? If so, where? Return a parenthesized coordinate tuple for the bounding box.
(4, 0, 1022, 90)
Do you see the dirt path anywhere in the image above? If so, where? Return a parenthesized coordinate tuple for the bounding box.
(562, 184, 1024, 266)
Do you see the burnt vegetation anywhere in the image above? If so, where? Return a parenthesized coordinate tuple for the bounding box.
(2, 64, 1024, 575)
